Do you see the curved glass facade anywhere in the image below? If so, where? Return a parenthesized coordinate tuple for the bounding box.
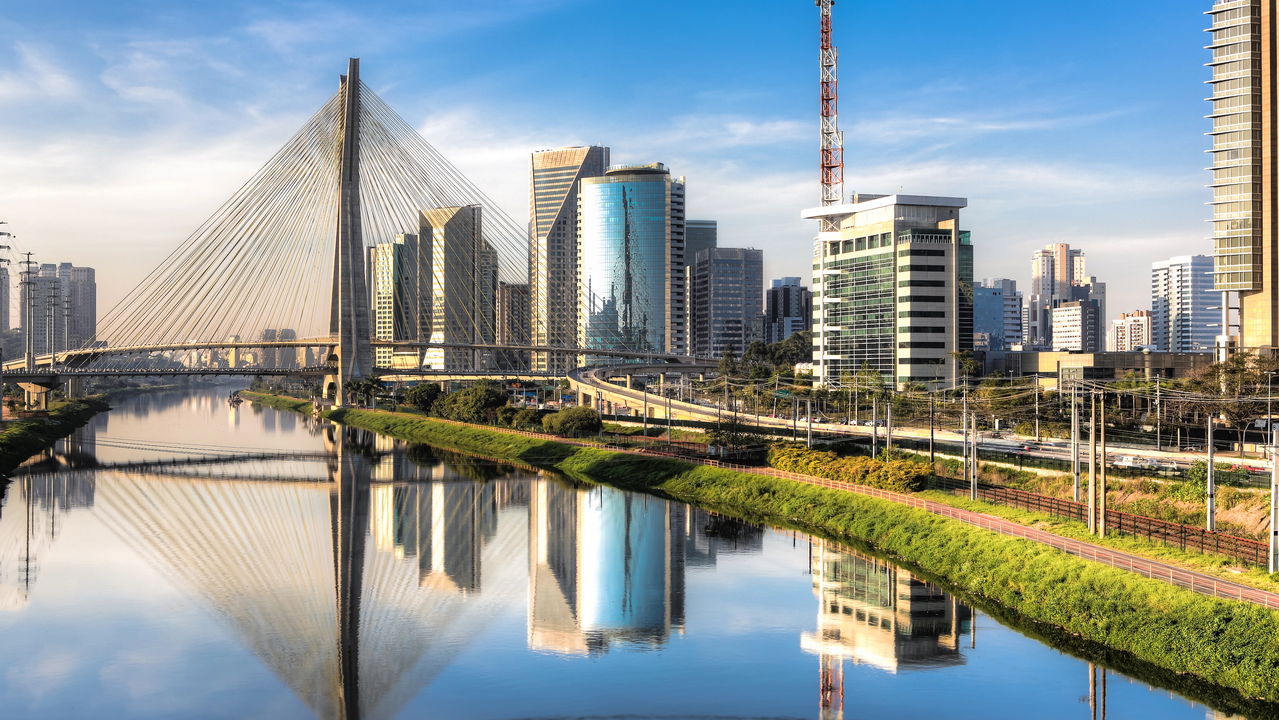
(578, 166, 679, 355)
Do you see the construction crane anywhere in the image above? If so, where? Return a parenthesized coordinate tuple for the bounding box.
(817, 0, 844, 231)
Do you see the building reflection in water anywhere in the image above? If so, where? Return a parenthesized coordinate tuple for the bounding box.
(529, 479, 762, 656)
(0, 472, 96, 611)
(801, 539, 971, 719)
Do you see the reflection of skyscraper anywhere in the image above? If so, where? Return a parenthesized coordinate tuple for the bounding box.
(528, 480, 685, 655)
(369, 480, 498, 594)
(801, 541, 970, 720)
(801, 540, 968, 673)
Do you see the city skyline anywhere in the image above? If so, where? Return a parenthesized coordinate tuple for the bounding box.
(0, 1, 1212, 321)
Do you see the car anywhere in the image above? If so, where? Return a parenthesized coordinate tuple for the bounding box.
(1180, 444, 1204, 453)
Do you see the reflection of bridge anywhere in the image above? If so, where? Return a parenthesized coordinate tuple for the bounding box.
(7, 58, 710, 406)
(0, 413, 763, 718)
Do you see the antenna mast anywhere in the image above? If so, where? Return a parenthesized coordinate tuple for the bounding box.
(817, 0, 844, 229)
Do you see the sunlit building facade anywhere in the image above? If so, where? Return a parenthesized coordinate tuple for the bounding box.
(805, 194, 972, 388)
(577, 163, 686, 361)
(529, 146, 610, 372)
(368, 232, 428, 367)
(420, 205, 498, 370)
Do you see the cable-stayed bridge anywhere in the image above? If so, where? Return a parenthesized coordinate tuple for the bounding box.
(6, 59, 706, 405)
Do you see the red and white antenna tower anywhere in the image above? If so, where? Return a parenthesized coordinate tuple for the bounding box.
(817, 0, 844, 224)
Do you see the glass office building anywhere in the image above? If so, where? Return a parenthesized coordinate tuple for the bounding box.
(577, 163, 686, 360)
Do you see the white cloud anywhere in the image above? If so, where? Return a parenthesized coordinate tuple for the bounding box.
(0, 43, 78, 101)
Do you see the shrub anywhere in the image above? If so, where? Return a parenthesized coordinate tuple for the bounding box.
(543, 406, 603, 437)
(768, 445, 929, 493)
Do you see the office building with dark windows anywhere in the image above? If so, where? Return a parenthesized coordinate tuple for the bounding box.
(804, 194, 972, 388)
(686, 247, 763, 358)
(764, 276, 812, 344)
(577, 163, 686, 361)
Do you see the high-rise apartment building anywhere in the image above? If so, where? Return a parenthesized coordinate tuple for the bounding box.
(685, 220, 717, 263)
(1108, 310, 1153, 352)
(1206, 1, 1276, 351)
(368, 233, 428, 367)
(973, 278, 1023, 351)
(686, 247, 763, 358)
(764, 277, 812, 344)
(1051, 300, 1101, 352)
(420, 205, 497, 370)
(19, 262, 95, 357)
(577, 163, 686, 360)
(1025, 243, 1089, 348)
(529, 146, 609, 371)
(495, 282, 531, 371)
(57, 263, 95, 350)
(804, 194, 973, 388)
(1151, 254, 1215, 352)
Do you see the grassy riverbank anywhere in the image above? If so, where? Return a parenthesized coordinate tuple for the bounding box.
(0, 397, 110, 473)
(243, 391, 1279, 710)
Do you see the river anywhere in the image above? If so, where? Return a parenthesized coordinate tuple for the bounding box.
(0, 387, 1256, 719)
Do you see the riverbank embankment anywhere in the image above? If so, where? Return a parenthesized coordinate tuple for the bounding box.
(0, 397, 111, 474)
(243, 391, 1279, 709)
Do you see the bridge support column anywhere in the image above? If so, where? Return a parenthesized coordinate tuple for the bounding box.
(624, 375, 634, 389)
(64, 377, 81, 399)
(18, 382, 52, 411)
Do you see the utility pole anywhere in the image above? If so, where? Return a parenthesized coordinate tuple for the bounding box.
(1270, 428, 1279, 574)
(1088, 391, 1097, 534)
(1207, 416, 1216, 532)
(807, 397, 813, 449)
(1154, 376, 1162, 451)
(1033, 375, 1040, 442)
(667, 393, 673, 443)
(1099, 396, 1107, 538)
(642, 387, 648, 436)
(1071, 384, 1081, 503)
(961, 385, 970, 489)
(928, 392, 935, 466)
(969, 411, 978, 501)
(885, 400, 893, 452)
(871, 395, 878, 456)
(19, 253, 36, 372)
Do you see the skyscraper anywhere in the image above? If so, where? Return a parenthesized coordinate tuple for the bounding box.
(805, 194, 973, 388)
(686, 247, 763, 358)
(1025, 243, 1088, 348)
(1151, 254, 1216, 352)
(57, 263, 95, 350)
(20, 265, 63, 357)
(764, 277, 812, 344)
(420, 205, 497, 370)
(368, 233, 428, 368)
(529, 146, 610, 372)
(685, 220, 717, 263)
(577, 163, 686, 360)
(974, 278, 1023, 351)
(1206, 1, 1274, 351)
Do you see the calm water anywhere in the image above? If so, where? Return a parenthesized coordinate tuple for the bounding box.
(0, 387, 1254, 719)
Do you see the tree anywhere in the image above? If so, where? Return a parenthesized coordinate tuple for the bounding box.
(433, 384, 508, 424)
(542, 406, 602, 437)
(404, 383, 442, 414)
(1182, 352, 1279, 456)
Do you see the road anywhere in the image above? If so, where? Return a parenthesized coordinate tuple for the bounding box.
(570, 366, 1271, 474)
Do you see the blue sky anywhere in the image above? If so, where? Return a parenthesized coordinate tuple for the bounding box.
(0, 0, 1211, 319)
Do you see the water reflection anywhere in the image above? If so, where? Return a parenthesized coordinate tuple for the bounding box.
(0, 394, 1240, 720)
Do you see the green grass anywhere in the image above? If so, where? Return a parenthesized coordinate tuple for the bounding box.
(0, 396, 110, 472)
(244, 391, 1279, 710)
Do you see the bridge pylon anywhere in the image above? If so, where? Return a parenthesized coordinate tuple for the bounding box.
(329, 58, 374, 406)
